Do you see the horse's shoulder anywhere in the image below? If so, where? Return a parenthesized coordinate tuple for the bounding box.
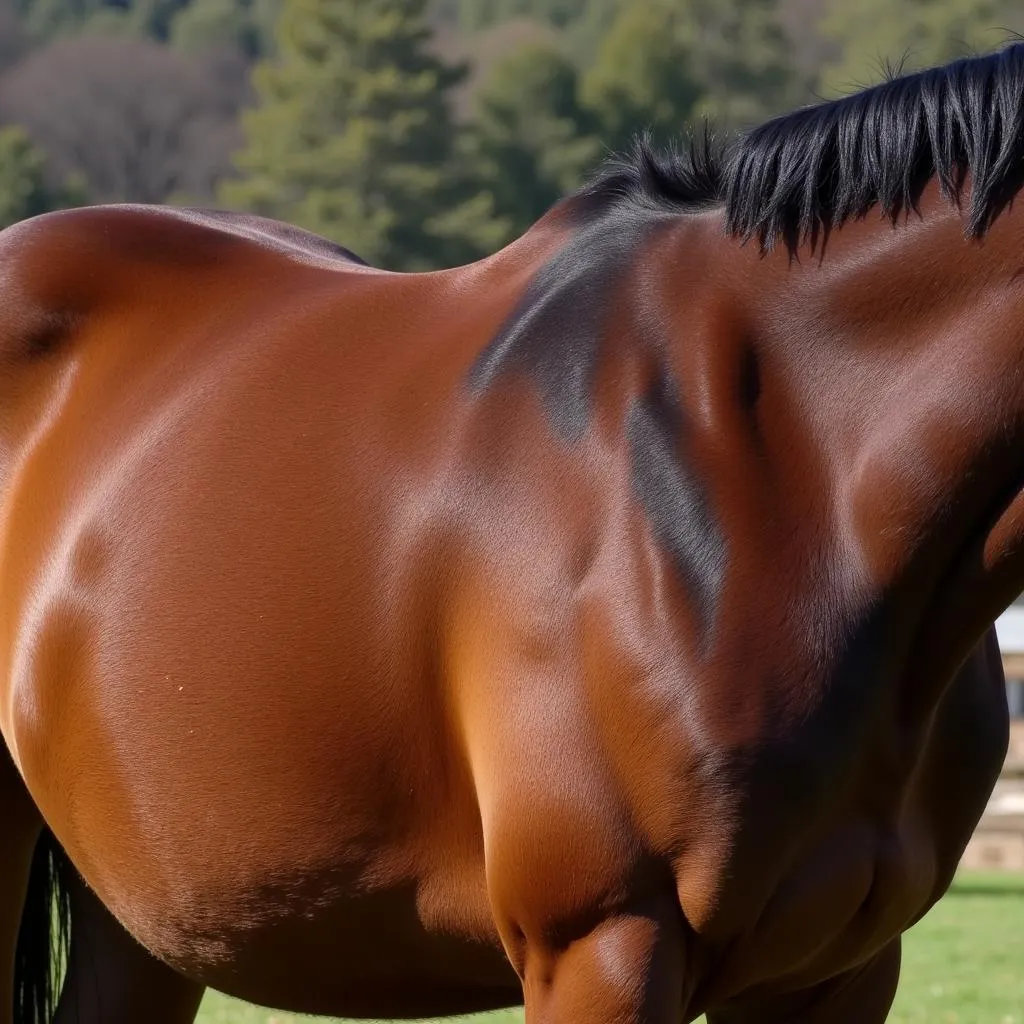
(0, 209, 114, 362)
(0, 205, 230, 301)
(0, 205, 370, 293)
(0, 206, 381, 358)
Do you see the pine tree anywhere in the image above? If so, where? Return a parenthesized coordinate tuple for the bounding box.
(222, 0, 496, 269)
(581, 0, 800, 151)
(580, 0, 702, 152)
(171, 0, 279, 59)
(467, 39, 601, 243)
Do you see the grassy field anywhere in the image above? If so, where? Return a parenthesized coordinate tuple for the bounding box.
(196, 872, 1024, 1024)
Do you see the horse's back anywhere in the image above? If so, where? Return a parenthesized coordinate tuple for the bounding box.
(0, 205, 387, 371)
(173, 207, 371, 266)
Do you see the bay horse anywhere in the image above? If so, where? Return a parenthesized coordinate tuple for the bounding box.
(4, 41, 1024, 1024)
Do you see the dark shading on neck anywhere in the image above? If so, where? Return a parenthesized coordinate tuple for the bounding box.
(467, 203, 675, 441)
(578, 41, 1024, 253)
(626, 368, 727, 639)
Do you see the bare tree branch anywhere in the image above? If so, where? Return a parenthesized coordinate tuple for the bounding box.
(0, 34, 243, 202)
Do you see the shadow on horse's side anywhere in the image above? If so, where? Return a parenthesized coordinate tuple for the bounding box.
(6, 42, 1024, 1024)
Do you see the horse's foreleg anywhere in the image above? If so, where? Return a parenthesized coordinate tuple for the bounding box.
(706, 939, 901, 1024)
(1, 747, 43, 1024)
(520, 905, 685, 1024)
(55, 870, 205, 1024)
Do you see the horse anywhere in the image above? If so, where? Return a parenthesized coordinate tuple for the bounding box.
(5, 39, 1024, 1024)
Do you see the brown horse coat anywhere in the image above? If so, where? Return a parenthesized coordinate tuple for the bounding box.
(3, 42, 1024, 1024)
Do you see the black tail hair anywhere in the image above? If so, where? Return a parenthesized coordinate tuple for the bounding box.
(14, 828, 72, 1024)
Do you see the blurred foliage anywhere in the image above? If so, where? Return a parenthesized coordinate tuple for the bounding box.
(0, 33, 240, 202)
(1, 0, 1022, 264)
(16, 0, 189, 41)
(465, 38, 601, 246)
(582, 0, 801, 150)
(222, 0, 500, 269)
(0, 0, 25, 69)
(435, 0, 590, 31)
(170, 0, 279, 58)
(0, 124, 86, 227)
(819, 0, 1024, 95)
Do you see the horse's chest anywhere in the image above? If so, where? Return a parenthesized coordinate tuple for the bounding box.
(680, 665, 1006, 1002)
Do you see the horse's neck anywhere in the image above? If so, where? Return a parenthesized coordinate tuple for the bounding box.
(720, 196, 1024, 686)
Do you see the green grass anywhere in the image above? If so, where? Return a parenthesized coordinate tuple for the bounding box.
(195, 872, 1024, 1024)
(888, 872, 1024, 1024)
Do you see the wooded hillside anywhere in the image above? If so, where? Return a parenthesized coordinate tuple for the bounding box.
(0, 0, 1020, 267)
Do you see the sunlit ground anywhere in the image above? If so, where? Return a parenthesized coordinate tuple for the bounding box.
(197, 872, 1024, 1024)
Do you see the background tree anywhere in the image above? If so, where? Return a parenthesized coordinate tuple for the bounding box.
(0, 124, 85, 227)
(437, 15, 559, 121)
(447, 0, 592, 31)
(685, 0, 802, 126)
(580, 0, 702, 152)
(582, 0, 799, 152)
(561, 0, 621, 62)
(170, 0, 279, 59)
(9, 0, 1013, 268)
(0, 0, 25, 69)
(819, 0, 1024, 96)
(0, 34, 238, 202)
(17, 0, 97, 40)
(223, 0, 497, 269)
(466, 39, 601, 244)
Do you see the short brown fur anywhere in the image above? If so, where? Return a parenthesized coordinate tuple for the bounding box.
(1, 49, 1024, 1024)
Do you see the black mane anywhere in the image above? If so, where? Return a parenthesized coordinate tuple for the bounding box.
(579, 41, 1024, 251)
